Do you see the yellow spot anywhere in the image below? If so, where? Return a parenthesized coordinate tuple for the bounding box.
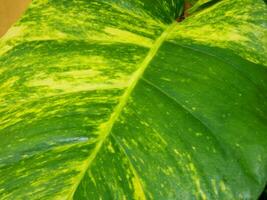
(0, 76, 19, 89)
(188, 163, 207, 200)
(59, 69, 100, 78)
(195, 132, 203, 137)
(107, 143, 115, 153)
(211, 179, 218, 195)
(236, 143, 241, 148)
(195, 179, 207, 200)
(0, 67, 7, 75)
(105, 27, 153, 48)
(189, 163, 196, 172)
(132, 176, 146, 200)
(88, 171, 97, 186)
(220, 181, 226, 192)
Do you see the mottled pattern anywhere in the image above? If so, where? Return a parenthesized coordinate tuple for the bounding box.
(169, 0, 267, 66)
(0, 0, 267, 199)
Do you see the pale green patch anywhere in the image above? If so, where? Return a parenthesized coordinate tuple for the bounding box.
(27, 78, 129, 93)
(0, 26, 26, 42)
(104, 27, 153, 48)
(211, 179, 218, 195)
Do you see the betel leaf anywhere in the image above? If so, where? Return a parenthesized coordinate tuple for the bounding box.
(0, 0, 267, 199)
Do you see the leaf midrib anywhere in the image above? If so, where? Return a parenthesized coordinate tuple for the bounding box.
(66, 21, 178, 199)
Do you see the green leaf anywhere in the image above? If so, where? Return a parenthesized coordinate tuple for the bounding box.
(0, 0, 266, 199)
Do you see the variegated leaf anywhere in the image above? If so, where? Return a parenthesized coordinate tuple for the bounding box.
(0, 0, 266, 199)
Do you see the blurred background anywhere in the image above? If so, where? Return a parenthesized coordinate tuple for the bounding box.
(0, 0, 31, 37)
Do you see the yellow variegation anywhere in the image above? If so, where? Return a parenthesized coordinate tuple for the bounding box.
(0, 0, 266, 199)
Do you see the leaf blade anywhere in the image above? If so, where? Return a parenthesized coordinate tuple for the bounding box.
(0, 0, 267, 199)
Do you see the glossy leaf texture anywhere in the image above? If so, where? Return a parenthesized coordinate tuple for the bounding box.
(0, 0, 267, 199)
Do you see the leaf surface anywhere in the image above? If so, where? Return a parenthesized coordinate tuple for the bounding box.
(0, 0, 267, 199)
